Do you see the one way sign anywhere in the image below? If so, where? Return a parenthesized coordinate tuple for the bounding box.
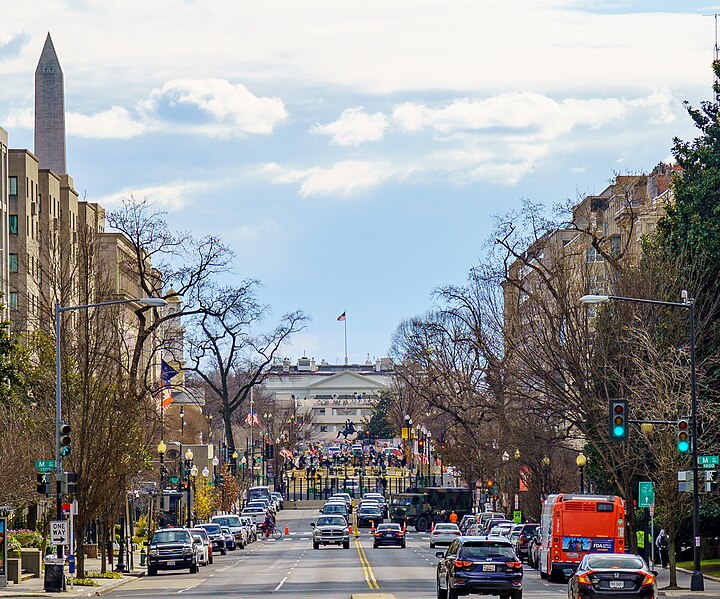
(50, 520, 68, 545)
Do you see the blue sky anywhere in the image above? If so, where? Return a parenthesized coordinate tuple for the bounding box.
(1, 1, 718, 363)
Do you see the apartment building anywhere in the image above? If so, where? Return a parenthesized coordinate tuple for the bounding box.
(0, 128, 9, 317)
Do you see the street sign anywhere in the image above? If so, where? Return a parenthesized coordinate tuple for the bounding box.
(50, 520, 68, 546)
(699, 455, 719, 468)
(34, 459, 56, 473)
(638, 482, 655, 507)
(513, 510, 522, 523)
(169, 477, 179, 484)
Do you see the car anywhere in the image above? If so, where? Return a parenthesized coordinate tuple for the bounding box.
(459, 514, 476, 534)
(513, 524, 538, 562)
(190, 528, 212, 565)
(357, 505, 383, 528)
(332, 492, 354, 510)
(271, 491, 284, 510)
(478, 512, 506, 531)
(242, 507, 267, 529)
(430, 523, 461, 548)
(321, 503, 349, 520)
(248, 485, 272, 503)
(528, 532, 542, 569)
(239, 516, 257, 543)
(484, 518, 510, 535)
(508, 524, 524, 545)
(363, 493, 388, 517)
(211, 514, 247, 548)
(358, 499, 381, 512)
(373, 523, 406, 549)
(220, 526, 236, 550)
(490, 522, 515, 538)
(196, 523, 226, 555)
(311, 514, 350, 550)
(146, 528, 199, 576)
(568, 553, 657, 599)
(436, 536, 523, 599)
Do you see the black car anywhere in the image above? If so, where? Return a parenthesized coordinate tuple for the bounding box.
(196, 523, 226, 555)
(436, 537, 523, 599)
(357, 506, 384, 528)
(146, 528, 199, 576)
(568, 553, 657, 599)
(373, 523, 406, 548)
(513, 524, 538, 561)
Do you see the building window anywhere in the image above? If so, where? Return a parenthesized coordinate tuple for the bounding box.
(8, 292, 17, 310)
(9, 215, 17, 235)
(586, 247, 604, 263)
(316, 408, 326, 415)
(610, 235, 621, 257)
(9, 253, 17, 273)
(8, 176, 17, 196)
(320, 425, 328, 432)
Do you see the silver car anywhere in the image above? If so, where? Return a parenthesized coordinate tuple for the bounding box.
(429, 523, 461, 548)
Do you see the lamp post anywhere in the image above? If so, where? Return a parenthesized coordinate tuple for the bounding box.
(185, 449, 194, 527)
(212, 455, 219, 487)
(157, 441, 167, 491)
(576, 453, 587, 494)
(581, 292, 703, 591)
(52, 295, 166, 572)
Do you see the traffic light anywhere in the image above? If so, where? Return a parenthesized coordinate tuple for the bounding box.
(418, 438, 424, 452)
(608, 399, 628, 441)
(677, 418, 691, 453)
(59, 422, 72, 457)
(36, 473, 51, 495)
(63, 472, 78, 494)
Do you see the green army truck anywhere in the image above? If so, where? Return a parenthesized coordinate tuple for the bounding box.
(390, 487, 472, 532)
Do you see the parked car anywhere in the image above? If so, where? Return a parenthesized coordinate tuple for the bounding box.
(220, 526, 236, 551)
(514, 523, 539, 562)
(271, 491, 284, 510)
(528, 531, 542, 569)
(190, 528, 212, 565)
(436, 536, 523, 599)
(239, 515, 257, 543)
(196, 523, 226, 555)
(211, 514, 247, 548)
(311, 515, 350, 550)
(242, 506, 267, 529)
(373, 523, 406, 549)
(146, 528, 199, 576)
(567, 553, 657, 599)
(430, 523, 461, 548)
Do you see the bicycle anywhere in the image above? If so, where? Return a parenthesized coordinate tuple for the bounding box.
(263, 524, 283, 540)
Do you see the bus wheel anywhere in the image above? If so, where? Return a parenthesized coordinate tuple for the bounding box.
(540, 568, 547, 580)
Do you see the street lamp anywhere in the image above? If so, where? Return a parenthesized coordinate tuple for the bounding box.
(157, 440, 167, 490)
(576, 453, 587, 493)
(580, 291, 703, 591)
(52, 295, 167, 572)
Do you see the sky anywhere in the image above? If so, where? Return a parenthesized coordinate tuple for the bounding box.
(1, 1, 718, 364)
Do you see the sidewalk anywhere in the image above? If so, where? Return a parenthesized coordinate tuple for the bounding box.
(656, 564, 720, 598)
(0, 552, 145, 597)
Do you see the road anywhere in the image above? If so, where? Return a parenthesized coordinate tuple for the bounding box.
(110, 509, 570, 599)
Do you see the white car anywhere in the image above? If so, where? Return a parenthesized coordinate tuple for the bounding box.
(242, 507, 266, 528)
(190, 531, 210, 566)
(490, 522, 515, 538)
(429, 523, 461, 548)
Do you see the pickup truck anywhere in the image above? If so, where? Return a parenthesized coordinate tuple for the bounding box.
(311, 515, 350, 550)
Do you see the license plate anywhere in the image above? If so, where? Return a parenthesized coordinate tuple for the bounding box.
(609, 581, 624, 589)
(482, 564, 496, 571)
(166, 561, 175, 566)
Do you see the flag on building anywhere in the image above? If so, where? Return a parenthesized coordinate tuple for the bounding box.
(337, 311, 346, 321)
(160, 359, 178, 407)
(244, 411, 260, 426)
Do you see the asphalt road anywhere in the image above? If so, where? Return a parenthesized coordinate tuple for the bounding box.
(109, 509, 571, 599)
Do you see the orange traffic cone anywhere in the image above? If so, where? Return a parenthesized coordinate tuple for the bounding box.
(348, 523, 353, 534)
(285, 523, 289, 535)
(371, 521, 375, 534)
(431, 521, 435, 532)
(403, 520, 407, 533)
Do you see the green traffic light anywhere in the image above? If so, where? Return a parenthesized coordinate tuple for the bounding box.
(678, 440, 690, 453)
(613, 425, 625, 437)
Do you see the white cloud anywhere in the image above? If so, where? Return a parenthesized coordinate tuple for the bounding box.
(141, 78, 287, 137)
(271, 161, 394, 198)
(66, 106, 147, 139)
(4, 106, 33, 129)
(312, 107, 389, 145)
(96, 182, 203, 211)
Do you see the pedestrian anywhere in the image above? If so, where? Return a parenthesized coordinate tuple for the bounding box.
(656, 529, 669, 568)
(449, 510, 458, 524)
(636, 529, 646, 560)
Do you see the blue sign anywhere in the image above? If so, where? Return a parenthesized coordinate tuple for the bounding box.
(562, 537, 615, 553)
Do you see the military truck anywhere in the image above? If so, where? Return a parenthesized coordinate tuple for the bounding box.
(390, 486, 472, 532)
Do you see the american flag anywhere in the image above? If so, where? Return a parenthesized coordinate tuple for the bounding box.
(244, 411, 260, 426)
(279, 448, 294, 460)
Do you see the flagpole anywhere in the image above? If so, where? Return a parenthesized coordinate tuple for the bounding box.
(250, 387, 254, 486)
(344, 311, 348, 365)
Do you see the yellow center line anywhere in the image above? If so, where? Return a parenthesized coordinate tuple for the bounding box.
(354, 536, 380, 589)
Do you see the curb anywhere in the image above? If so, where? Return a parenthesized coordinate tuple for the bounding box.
(676, 567, 720, 584)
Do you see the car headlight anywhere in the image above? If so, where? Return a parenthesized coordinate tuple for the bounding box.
(148, 548, 159, 557)
(183, 547, 193, 555)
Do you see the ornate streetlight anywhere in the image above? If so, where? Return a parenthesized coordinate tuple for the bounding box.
(576, 453, 587, 494)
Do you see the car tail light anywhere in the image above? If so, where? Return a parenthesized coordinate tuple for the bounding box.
(374, 532, 382, 537)
(454, 560, 474, 568)
(641, 572, 655, 586)
(396, 532, 404, 537)
(453, 531, 461, 535)
(577, 572, 594, 585)
(506, 561, 522, 569)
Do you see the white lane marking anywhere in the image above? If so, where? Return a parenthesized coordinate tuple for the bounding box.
(274, 576, 288, 591)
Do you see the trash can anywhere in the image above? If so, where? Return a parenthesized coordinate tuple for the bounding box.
(43, 556, 65, 592)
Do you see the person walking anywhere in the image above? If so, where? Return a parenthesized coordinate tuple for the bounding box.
(656, 529, 669, 568)
(449, 510, 458, 524)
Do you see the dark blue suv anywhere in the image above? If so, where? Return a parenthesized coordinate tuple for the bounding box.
(436, 536, 523, 599)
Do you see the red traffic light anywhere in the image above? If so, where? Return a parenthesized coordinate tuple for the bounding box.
(678, 420, 688, 431)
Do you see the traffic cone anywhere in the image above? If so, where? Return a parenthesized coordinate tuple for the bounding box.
(403, 520, 407, 534)
(285, 523, 289, 535)
(348, 523, 353, 535)
(431, 521, 435, 532)
(371, 521, 375, 534)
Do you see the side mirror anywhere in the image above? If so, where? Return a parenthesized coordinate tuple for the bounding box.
(143, 541, 149, 546)
(310, 523, 315, 528)
(651, 570, 659, 576)
(319, 509, 323, 513)
(435, 551, 445, 558)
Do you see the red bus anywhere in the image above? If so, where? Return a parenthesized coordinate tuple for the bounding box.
(539, 494, 625, 581)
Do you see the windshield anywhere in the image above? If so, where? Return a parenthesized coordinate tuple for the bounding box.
(199, 524, 221, 534)
(323, 505, 345, 513)
(359, 508, 381, 514)
(435, 524, 459, 531)
(377, 524, 401, 531)
(153, 530, 190, 544)
(316, 517, 346, 527)
(213, 516, 242, 527)
(190, 529, 208, 540)
(460, 544, 515, 560)
(392, 496, 415, 506)
(586, 555, 645, 570)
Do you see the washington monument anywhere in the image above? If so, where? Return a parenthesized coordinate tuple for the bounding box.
(35, 33, 66, 175)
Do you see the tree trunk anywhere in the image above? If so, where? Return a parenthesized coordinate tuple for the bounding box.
(668, 519, 677, 588)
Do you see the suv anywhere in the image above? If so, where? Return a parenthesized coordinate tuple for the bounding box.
(513, 523, 539, 562)
(211, 514, 246, 548)
(311, 515, 350, 550)
(196, 523, 226, 555)
(146, 528, 199, 576)
(436, 537, 523, 599)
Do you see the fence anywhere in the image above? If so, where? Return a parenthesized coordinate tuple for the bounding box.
(279, 474, 444, 501)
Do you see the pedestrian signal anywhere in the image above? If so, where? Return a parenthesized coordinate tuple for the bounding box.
(36, 473, 51, 495)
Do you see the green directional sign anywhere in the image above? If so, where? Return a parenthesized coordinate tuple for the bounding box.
(699, 455, 719, 468)
(638, 481, 655, 507)
(513, 510, 522, 523)
(34, 459, 56, 473)
(169, 477, 179, 484)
